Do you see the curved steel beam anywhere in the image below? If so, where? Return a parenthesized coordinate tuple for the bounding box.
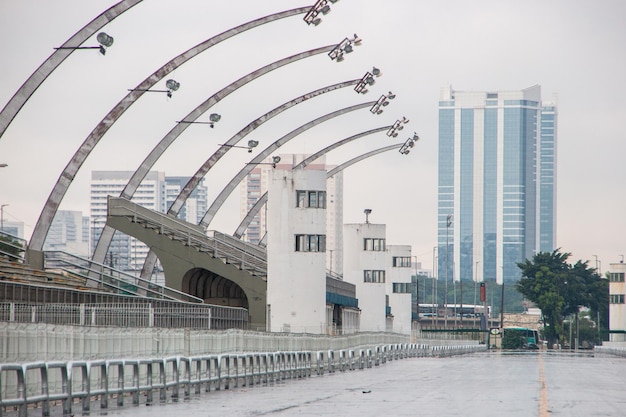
(327, 143, 405, 178)
(293, 125, 392, 170)
(135, 78, 361, 279)
(0, 0, 143, 140)
(234, 193, 270, 239)
(201, 100, 377, 229)
(233, 125, 393, 238)
(167, 78, 359, 217)
(27, 7, 310, 255)
(92, 47, 343, 265)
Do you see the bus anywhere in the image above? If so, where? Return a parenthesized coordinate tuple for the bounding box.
(502, 327, 540, 349)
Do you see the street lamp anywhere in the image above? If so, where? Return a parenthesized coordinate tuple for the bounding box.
(1, 204, 8, 231)
(54, 32, 114, 55)
(177, 113, 222, 128)
(387, 117, 410, 137)
(370, 92, 396, 115)
(247, 155, 281, 168)
(303, 0, 340, 26)
(354, 67, 382, 94)
(445, 214, 452, 329)
(399, 133, 419, 155)
(129, 79, 181, 98)
(328, 34, 361, 62)
(218, 140, 259, 153)
(412, 255, 419, 321)
(0, 163, 7, 168)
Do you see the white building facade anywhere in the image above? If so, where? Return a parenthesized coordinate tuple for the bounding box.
(343, 222, 388, 332)
(387, 245, 414, 335)
(266, 164, 328, 334)
(608, 262, 626, 342)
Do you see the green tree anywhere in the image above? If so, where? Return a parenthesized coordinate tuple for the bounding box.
(516, 249, 607, 348)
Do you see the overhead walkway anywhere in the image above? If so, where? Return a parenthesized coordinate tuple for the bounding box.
(107, 196, 268, 330)
(106, 197, 359, 332)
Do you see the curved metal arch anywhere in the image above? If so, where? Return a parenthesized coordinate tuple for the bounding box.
(234, 193, 269, 239)
(136, 78, 361, 278)
(233, 125, 393, 238)
(254, 144, 409, 247)
(327, 143, 405, 178)
(201, 100, 377, 229)
(0, 0, 143, 140)
(92, 45, 336, 265)
(28, 6, 310, 256)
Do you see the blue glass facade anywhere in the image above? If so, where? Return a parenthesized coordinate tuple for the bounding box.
(437, 87, 556, 284)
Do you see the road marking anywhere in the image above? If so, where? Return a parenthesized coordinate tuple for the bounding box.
(538, 351, 550, 416)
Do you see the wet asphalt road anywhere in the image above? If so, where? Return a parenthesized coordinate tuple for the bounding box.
(38, 350, 626, 416)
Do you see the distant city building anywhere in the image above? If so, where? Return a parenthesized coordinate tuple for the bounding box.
(90, 171, 207, 272)
(437, 85, 557, 284)
(165, 176, 207, 224)
(43, 210, 89, 256)
(0, 221, 24, 239)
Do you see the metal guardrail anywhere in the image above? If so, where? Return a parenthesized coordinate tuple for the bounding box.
(0, 343, 485, 416)
(43, 250, 203, 304)
(108, 197, 267, 277)
(0, 231, 26, 263)
(0, 302, 248, 330)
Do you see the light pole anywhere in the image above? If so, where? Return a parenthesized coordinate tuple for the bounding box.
(412, 255, 419, 321)
(445, 214, 452, 329)
(432, 246, 437, 326)
(1, 204, 8, 231)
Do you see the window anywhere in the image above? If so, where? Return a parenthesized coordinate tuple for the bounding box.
(296, 190, 326, 208)
(295, 234, 326, 252)
(610, 294, 625, 304)
(609, 272, 625, 282)
(393, 283, 413, 293)
(364, 270, 386, 283)
(393, 256, 412, 267)
(364, 238, 386, 251)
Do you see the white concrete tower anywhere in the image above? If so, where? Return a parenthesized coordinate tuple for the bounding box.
(343, 220, 387, 332)
(266, 164, 327, 334)
(387, 245, 413, 335)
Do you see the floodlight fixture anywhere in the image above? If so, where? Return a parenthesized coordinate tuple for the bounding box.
(399, 132, 420, 155)
(246, 155, 281, 168)
(129, 79, 181, 98)
(0, 163, 7, 168)
(176, 113, 221, 128)
(370, 92, 396, 115)
(219, 139, 259, 153)
(387, 117, 410, 137)
(304, 0, 341, 25)
(54, 32, 114, 55)
(328, 34, 362, 62)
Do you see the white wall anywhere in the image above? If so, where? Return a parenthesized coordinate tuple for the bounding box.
(387, 245, 413, 335)
(609, 262, 626, 342)
(343, 223, 387, 332)
(266, 167, 327, 334)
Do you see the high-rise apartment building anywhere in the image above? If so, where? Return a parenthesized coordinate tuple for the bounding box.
(43, 210, 90, 256)
(437, 85, 557, 284)
(90, 171, 207, 271)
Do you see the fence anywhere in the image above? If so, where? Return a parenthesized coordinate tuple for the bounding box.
(0, 343, 485, 417)
(0, 301, 247, 331)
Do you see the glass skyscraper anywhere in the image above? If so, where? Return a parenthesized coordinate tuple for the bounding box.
(437, 85, 557, 284)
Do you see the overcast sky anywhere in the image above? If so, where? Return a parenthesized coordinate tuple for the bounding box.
(1, 1, 625, 273)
